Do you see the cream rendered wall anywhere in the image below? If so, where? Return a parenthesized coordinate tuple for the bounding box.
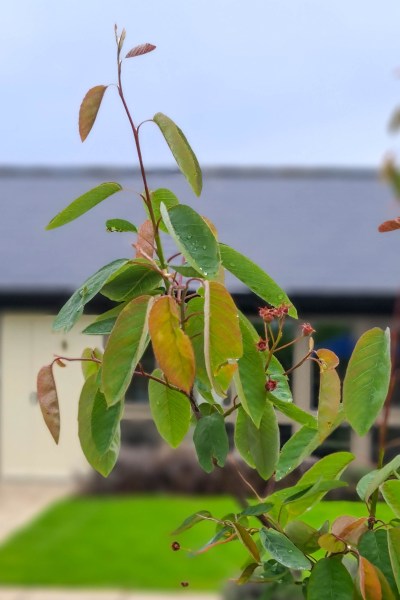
(0, 313, 103, 480)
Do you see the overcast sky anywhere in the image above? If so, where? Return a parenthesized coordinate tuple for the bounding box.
(2, 0, 400, 167)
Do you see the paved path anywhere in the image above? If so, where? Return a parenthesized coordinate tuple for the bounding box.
(0, 591, 218, 600)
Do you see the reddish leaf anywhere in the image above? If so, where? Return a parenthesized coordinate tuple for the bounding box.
(79, 85, 108, 142)
(378, 218, 400, 233)
(125, 43, 156, 58)
(135, 220, 155, 259)
(359, 556, 382, 600)
(37, 365, 60, 444)
(149, 296, 195, 394)
(332, 515, 368, 544)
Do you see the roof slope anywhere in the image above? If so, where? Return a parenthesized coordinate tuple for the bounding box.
(1, 167, 398, 295)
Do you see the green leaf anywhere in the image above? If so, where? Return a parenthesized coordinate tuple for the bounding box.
(160, 204, 221, 279)
(78, 375, 120, 477)
(171, 264, 203, 277)
(184, 296, 213, 400)
(388, 529, 400, 595)
(148, 368, 191, 448)
(153, 112, 202, 196)
(147, 188, 179, 233)
(172, 510, 212, 535)
(266, 355, 293, 403)
(357, 456, 400, 502)
(36, 364, 60, 444)
(204, 281, 243, 397)
(46, 182, 122, 230)
(91, 390, 123, 455)
(260, 528, 311, 570)
(81, 347, 102, 379)
(106, 218, 137, 233)
(284, 521, 320, 554)
(100, 260, 162, 302)
(149, 296, 195, 394)
(193, 412, 229, 473)
(343, 327, 391, 436)
(269, 397, 317, 429)
(275, 426, 319, 481)
(233, 313, 268, 426)
(79, 85, 108, 142)
(298, 451, 355, 487)
(240, 502, 274, 517)
(234, 404, 279, 480)
(318, 367, 341, 440)
(358, 530, 397, 596)
(219, 244, 297, 318)
(307, 558, 354, 600)
(381, 480, 400, 517)
(102, 295, 154, 406)
(53, 259, 128, 332)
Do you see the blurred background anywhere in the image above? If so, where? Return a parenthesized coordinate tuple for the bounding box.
(1, 1, 400, 598)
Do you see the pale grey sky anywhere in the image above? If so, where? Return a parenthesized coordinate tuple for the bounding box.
(2, 0, 400, 167)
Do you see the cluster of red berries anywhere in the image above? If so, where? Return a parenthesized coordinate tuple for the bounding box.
(301, 322, 315, 337)
(258, 303, 290, 322)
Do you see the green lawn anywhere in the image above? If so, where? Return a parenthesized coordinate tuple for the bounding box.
(0, 496, 394, 591)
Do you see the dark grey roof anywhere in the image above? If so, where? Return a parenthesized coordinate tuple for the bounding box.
(1, 166, 398, 297)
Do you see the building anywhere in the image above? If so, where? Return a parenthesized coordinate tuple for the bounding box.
(1, 166, 399, 480)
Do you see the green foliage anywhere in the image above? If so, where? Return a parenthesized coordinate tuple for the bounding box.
(37, 27, 400, 598)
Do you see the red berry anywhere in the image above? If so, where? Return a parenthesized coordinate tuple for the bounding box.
(265, 378, 278, 392)
(171, 541, 180, 551)
(181, 581, 189, 587)
(301, 322, 315, 337)
(256, 338, 268, 352)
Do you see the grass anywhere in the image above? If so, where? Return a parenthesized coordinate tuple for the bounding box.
(0, 495, 394, 591)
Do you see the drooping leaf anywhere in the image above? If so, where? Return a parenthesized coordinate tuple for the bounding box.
(233, 313, 267, 426)
(148, 368, 191, 448)
(149, 296, 195, 394)
(172, 510, 212, 535)
(147, 188, 179, 233)
(79, 85, 108, 142)
(46, 182, 122, 230)
(219, 244, 297, 318)
(106, 218, 137, 233)
(358, 530, 397, 596)
(388, 528, 400, 595)
(102, 295, 154, 406)
(184, 296, 213, 400)
(204, 281, 243, 397)
(81, 347, 102, 380)
(153, 112, 202, 196)
(193, 412, 229, 473)
(307, 557, 354, 600)
(358, 556, 382, 600)
(318, 367, 341, 440)
(236, 563, 259, 585)
(343, 327, 391, 436)
(100, 261, 161, 302)
(260, 528, 311, 570)
(53, 258, 128, 332)
(378, 219, 400, 233)
(78, 375, 120, 477)
(357, 455, 400, 502)
(234, 404, 279, 480)
(160, 204, 220, 278)
(135, 220, 155, 259)
(37, 364, 60, 444)
(91, 390, 123, 455)
(284, 521, 320, 554)
(275, 426, 319, 481)
(125, 42, 156, 58)
(381, 479, 400, 517)
(232, 522, 260, 562)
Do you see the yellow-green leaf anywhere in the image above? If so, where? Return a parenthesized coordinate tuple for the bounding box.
(148, 368, 191, 447)
(153, 112, 202, 196)
(46, 183, 123, 230)
(343, 327, 391, 436)
(388, 528, 400, 595)
(102, 295, 154, 406)
(318, 367, 341, 440)
(381, 480, 400, 517)
(149, 296, 195, 394)
(79, 85, 108, 142)
(232, 522, 260, 563)
(204, 281, 243, 397)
